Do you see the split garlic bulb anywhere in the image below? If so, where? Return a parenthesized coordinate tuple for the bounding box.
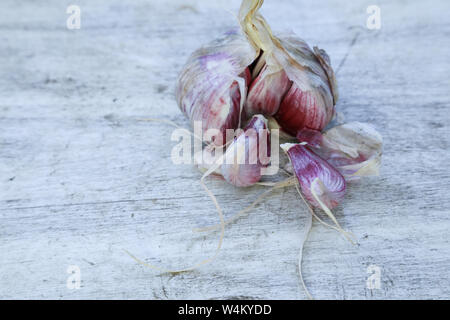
(177, 0, 338, 143)
(176, 0, 382, 214)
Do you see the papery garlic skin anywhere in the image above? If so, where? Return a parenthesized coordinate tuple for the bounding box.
(281, 143, 346, 209)
(297, 122, 383, 181)
(221, 115, 270, 187)
(176, 32, 257, 144)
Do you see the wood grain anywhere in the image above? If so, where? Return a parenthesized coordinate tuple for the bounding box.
(1, 0, 449, 299)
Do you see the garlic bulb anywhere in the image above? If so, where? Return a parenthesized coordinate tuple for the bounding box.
(138, 0, 384, 294)
(177, 0, 339, 143)
(176, 0, 382, 210)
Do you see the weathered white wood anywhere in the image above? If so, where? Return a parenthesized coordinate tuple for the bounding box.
(1, 0, 450, 299)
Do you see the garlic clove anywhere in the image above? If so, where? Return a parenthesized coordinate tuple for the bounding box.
(296, 122, 383, 181)
(221, 115, 270, 187)
(245, 64, 292, 118)
(275, 84, 333, 136)
(268, 35, 336, 136)
(281, 143, 346, 209)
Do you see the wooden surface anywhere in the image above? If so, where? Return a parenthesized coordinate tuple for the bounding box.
(1, 0, 449, 299)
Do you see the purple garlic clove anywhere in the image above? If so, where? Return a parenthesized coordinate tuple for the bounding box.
(281, 143, 346, 209)
(296, 122, 383, 181)
(245, 64, 292, 118)
(270, 35, 337, 136)
(275, 83, 334, 136)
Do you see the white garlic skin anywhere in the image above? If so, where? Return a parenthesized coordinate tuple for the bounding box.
(176, 31, 257, 145)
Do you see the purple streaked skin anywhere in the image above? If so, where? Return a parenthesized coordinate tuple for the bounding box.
(176, 31, 256, 146)
(296, 124, 381, 181)
(275, 84, 334, 136)
(283, 144, 346, 209)
(245, 66, 292, 118)
(296, 128, 323, 148)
